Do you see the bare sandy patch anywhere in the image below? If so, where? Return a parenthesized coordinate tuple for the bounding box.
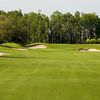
(29, 45, 47, 49)
(0, 53, 9, 56)
(16, 48, 28, 51)
(78, 48, 100, 52)
(88, 49, 100, 52)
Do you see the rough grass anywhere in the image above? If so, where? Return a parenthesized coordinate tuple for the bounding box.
(0, 44, 100, 100)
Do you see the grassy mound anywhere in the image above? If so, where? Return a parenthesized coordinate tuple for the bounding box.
(0, 42, 22, 48)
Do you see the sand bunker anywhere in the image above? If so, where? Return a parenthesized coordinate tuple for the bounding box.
(16, 45, 47, 50)
(29, 45, 47, 49)
(88, 49, 100, 52)
(0, 53, 9, 56)
(78, 48, 100, 52)
(16, 48, 28, 51)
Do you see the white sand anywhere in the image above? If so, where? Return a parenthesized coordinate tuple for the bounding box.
(29, 45, 47, 49)
(88, 49, 100, 52)
(16, 48, 28, 51)
(0, 53, 9, 56)
(79, 48, 100, 52)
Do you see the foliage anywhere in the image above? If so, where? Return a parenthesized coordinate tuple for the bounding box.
(97, 38, 100, 44)
(86, 39, 91, 44)
(86, 38, 98, 44)
(0, 10, 100, 44)
(90, 39, 97, 44)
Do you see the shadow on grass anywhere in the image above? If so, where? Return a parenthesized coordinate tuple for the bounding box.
(0, 45, 14, 48)
(0, 56, 34, 58)
(0, 56, 48, 59)
(25, 43, 41, 47)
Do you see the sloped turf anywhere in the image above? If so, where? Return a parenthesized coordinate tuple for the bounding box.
(0, 42, 22, 48)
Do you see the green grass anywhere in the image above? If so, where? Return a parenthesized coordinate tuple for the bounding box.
(0, 42, 21, 48)
(0, 44, 100, 100)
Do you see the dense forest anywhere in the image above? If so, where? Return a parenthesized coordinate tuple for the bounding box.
(0, 10, 100, 45)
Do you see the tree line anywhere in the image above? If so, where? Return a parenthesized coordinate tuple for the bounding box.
(0, 10, 100, 45)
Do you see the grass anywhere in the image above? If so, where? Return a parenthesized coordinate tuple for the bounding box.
(0, 43, 100, 100)
(0, 42, 21, 48)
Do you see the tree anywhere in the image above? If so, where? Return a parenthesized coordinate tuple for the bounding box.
(0, 10, 100, 45)
(81, 13, 99, 42)
(0, 15, 16, 43)
(50, 11, 63, 43)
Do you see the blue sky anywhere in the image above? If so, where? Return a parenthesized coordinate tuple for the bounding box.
(0, 0, 100, 16)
